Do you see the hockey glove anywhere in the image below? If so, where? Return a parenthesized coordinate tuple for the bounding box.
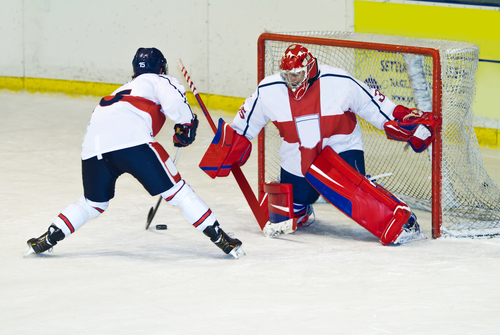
(384, 107, 441, 153)
(173, 114, 199, 147)
(199, 118, 252, 178)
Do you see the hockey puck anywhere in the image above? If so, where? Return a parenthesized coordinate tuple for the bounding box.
(156, 224, 167, 230)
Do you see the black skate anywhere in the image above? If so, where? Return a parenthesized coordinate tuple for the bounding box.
(203, 222, 245, 259)
(394, 213, 426, 244)
(24, 225, 65, 257)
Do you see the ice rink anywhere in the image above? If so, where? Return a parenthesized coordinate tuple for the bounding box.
(1, 90, 500, 334)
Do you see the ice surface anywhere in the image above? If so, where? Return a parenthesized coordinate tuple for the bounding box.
(1, 91, 500, 334)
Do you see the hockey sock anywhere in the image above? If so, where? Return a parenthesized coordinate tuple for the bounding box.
(162, 180, 217, 231)
(52, 195, 108, 237)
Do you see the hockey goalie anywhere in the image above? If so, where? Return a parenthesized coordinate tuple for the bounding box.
(200, 43, 440, 245)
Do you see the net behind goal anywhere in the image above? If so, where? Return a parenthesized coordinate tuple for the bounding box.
(257, 32, 500, 239)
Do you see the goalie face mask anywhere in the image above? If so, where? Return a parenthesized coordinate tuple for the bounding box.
(280, 44, 318, 100)
(132, 47, 168, 78)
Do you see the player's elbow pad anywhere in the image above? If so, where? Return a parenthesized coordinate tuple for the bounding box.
(199, 118, 252, 178)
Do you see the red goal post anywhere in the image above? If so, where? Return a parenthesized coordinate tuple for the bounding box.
(257, 32, 500, 239)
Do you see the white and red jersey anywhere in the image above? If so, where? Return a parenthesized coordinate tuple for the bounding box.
(232, 65, 397, 178)
(81, 73, 194, 160)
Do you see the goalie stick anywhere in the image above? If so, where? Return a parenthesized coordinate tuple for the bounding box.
(145, 147, 181, 230)
(176, 59, 291, 237)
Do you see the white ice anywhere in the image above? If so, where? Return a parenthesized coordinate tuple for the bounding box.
(1, 90, 500, 334)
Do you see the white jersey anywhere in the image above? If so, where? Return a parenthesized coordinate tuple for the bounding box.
(81, 73, 194, 160)
(232, 65, 397, 177)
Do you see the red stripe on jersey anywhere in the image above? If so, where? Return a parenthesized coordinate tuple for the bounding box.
(321, 111, 358, 138)
(274, 113, 357, 143)
(149, 142, 181, 184)
(58, 213, 75, 233)
(290, 81, 322, 175)
(273, 80, 358, 175)
(121, 96, 166, 136)
(274, 120, 299, 143)
(101, 95, 165, 137)
(193, 209, 213, 228)
(288, 81, 322, 118)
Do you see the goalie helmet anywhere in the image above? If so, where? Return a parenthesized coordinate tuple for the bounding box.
(280, 44, 319, 100)
(132, 47, 168, 78)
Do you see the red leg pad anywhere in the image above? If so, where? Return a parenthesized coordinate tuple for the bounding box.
(260, 182, 297, 234)
(263, 183, 294, 223)
(305, 147, 411, 245)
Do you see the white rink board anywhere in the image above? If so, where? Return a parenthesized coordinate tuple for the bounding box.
(0, 0, 350, 98)
(1, 91, 500, 334)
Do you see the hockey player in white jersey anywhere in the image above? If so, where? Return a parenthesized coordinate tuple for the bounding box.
(25, 47, 244, 258)
(225, 44, 440, 245)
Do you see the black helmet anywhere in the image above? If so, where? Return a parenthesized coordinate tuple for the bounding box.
(132, 47, 167, 78)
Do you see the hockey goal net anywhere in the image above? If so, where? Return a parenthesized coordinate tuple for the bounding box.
(257, 32, 500, 239)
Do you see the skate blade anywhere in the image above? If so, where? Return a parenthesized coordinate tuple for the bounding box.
(262, 219, 296, 238)
(395, 231, 427, 245)
(229, 245, 245, 259)
(23, 245, 36, 258)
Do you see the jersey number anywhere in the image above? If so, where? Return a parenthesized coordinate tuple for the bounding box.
(99, 89, 132, 106)
(374, 89, 386, 103)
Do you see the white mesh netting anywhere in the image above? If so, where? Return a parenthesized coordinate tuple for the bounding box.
(260, 31, 500, 238)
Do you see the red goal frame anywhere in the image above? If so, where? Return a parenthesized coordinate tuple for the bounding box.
(256, 33, 443, 238)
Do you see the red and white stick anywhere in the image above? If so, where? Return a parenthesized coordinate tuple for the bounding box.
(176, 59, 217, 134)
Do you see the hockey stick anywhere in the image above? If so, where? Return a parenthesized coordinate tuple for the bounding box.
(145, 147, 181, 230)
(176, 60, 296, 237)
(176, 59, 273, 234)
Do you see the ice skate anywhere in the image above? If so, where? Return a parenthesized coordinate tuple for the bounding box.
(203, 221, 245, 259)
(24, 225, 65, 257)
(394, 214, 426, 244)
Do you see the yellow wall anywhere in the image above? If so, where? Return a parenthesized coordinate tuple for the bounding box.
(0, 76, 245, 115)
(355, 0, 500, 148)
(355, 2, 499, 58)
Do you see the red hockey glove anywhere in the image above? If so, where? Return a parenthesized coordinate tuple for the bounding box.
(384, 106, 441, 153)
(173, 114, 199, 147)
(392, 105, 420, 121)
(199, 118, 252, 178)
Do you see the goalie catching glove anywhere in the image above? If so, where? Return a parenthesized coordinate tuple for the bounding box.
(173, 114, 199, 147)
(384, 105, 441, 153)
(199, 118, 252, 178)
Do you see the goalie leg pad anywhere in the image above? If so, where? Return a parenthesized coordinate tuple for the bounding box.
(199, 118, 252, 178)
(259, 182, 297, 237)
(305, 147, 411, 245)
(263, 182, 294, 224)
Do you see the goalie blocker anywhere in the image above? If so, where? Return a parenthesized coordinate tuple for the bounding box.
(199, 118, 252, 178)
(305, 147, 414, 245)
